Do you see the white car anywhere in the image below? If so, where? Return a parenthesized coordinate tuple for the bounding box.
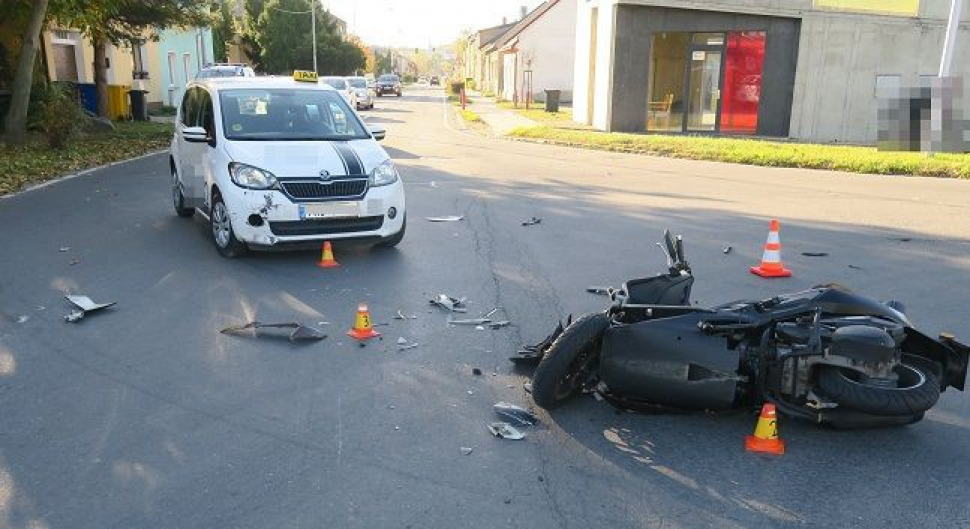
(346, 76, 374, 110)
(321, 76, 357, 108)
(169, 73, 405, 257)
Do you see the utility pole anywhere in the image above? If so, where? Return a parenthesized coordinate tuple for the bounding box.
(939, 0, 964, 77)
(311, 0, 318, 73)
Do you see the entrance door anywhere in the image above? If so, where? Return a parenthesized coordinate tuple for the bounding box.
(685, 49, 723, 132)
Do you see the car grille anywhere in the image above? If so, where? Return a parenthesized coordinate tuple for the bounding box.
(269, 216, 385, 237)
(280, 179, 368, 201)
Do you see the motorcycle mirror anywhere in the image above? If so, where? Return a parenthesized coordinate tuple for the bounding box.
(675, 236, 685, 264)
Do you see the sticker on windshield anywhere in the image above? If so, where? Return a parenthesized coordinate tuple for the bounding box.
(231, 123, 243, 132)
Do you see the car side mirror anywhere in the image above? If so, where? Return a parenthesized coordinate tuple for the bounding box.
(182, 125, 210, 143)
(369, 125, 386, 141)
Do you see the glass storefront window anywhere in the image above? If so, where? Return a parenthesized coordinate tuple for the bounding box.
(691, 33, 725, 46)
(647, 32, 689, 132)
(721, 31, 766, 134)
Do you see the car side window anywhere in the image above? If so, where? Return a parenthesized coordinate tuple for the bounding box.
(198, 90, 216, 141)
(327, 101, 349, 134)
(180, 88, 197, 126)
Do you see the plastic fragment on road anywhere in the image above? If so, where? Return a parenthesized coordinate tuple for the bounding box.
(521, 217, 542, 226)
(220, 321, 327, 341)
(801, 252, 829, 257)
(460, 446, 474, 455)
(425, 215, 464, 222)
(472, 368, 482, 376)
(723, 246, 733, 254)
(430, 294, 468, 313)
(448, 317, 490, 325)
(509, 315, 572, 364)
(64, 295, 116, 323)
(59, 247, 70, 252)
(486, 422, 525, 440)
(494, 402, 539, 426)
(488, 321, 511, 329)
(586, 286, 611, 296)
(393, 309, 417, 320)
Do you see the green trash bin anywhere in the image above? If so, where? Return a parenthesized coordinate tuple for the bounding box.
(544, 89, 561, 112)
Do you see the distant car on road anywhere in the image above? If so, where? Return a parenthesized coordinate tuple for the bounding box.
(169, 71, 403, 257)
(418, 76, 429, 84)
(196, 63, 256, 79)
(346, 76, 374, 110)
(430, 76, 440, 86)
(376, 74, 403, 97)
(321, 76, 357, 108)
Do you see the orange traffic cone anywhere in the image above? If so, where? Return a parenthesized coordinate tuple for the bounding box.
(745, 403, 785, 455)
(750, 219, 792, 278)
(318, 241, 339, 268)
(347, 303, 380, 340)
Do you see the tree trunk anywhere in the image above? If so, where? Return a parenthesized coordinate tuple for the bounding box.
(93, 37, 110, 118)
(3, 0, 50, 146)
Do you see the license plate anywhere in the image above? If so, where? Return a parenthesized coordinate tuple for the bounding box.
(299, 201, 360, 219)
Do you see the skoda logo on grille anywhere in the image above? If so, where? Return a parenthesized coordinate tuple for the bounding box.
(319, 169, 332, 181)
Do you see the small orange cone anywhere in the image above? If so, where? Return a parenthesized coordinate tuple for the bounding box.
(745, 403, 785, 455)
(318, 241, 339, 268)
(750, 219, 792, 278)
(347, 303, 380, 340)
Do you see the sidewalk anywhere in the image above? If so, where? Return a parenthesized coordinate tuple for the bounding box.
(464, 92, 537, 135)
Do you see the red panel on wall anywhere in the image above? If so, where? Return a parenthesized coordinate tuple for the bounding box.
(721, 31, 766, 135)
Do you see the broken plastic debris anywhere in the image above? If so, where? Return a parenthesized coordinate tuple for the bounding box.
(521, 217, 542, 227)
(722, 246, 733, 254)
(484, 308, 499, 318)
(493, 402, 539, 426)
(59, 247, 70, 252)
(430, 294, 468, 313)
(68, 258, 80, 266)
(396, 337, 419, 351)
(524, 383, 533, 394)
(64, 295, 116, 323)
(486, 422, 525, 440)
(449, 317, 491, 326)
(393, 309, 416, 320)
(220, 321, 326, 341)
(509, 315, 572, 364)
(472, 368, 482, 376)
(397, 337, 408, 345)
(16, 315, 29, 324)
(425, 215, 464, 222)
(460, 446, 474, 455)
(586, 286, 611, 296)
(801, 252, 829, 257)
(488, 321, 511, 329)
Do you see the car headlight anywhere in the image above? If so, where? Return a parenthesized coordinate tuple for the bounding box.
(229, 162, 278, 190)
(369, 159, 399, 187)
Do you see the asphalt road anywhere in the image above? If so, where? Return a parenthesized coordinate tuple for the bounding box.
(2, 87, 969, 529)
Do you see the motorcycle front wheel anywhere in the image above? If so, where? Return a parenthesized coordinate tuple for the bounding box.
(817, 362, 940, 417)
(531, 312, 610, 409)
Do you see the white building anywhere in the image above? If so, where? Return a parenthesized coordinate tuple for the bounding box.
(573, 0, 970, 144)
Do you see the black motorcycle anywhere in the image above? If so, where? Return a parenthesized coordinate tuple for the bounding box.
(518, 231, 969, 428)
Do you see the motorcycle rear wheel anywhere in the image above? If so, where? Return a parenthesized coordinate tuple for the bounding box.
(531, 312, 610, 409)
(817, 362, 940, 417)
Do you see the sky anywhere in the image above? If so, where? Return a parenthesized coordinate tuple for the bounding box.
(319, 0, 546, 48)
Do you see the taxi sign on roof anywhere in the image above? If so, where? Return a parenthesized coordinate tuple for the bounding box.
(293, 70, 318, 83)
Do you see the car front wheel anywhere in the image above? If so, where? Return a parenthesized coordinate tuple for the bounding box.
(172, 164, 194, 218)
(210, 194, 247, 258)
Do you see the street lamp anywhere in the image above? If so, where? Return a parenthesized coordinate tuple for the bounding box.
(939, 0, 963, 77)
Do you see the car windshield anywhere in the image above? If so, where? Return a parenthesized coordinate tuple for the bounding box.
(219, 88, 369, 141)
(347, 78, 367, 89)
(322, 77, 347, 90)
(379, 75, 399, 83)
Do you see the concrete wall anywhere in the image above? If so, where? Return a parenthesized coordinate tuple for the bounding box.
(510, 0, 578, 102)
(574, 0, 970, 143)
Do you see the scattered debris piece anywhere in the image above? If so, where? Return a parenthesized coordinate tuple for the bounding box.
(509, 316, 571, 364)
(220, 321, 326, 341)
(393, 309, 416, 320)
(586, 286, 611, 296)
(486, 422, 525, 440)
(68, 258, 80, 266)
(64, 295, 116, 323)
(449, 317, 491, 326)
(430, 181, 438, 188)
(521, 217, 542, 227)
(430, 294, 468, 313)
(494, 402, 539, 426)
(472, 368, 482, 376)
(504, 498, 512, 504)
(801, 252, 829, 257)
(467, 390, 475, 395)
(425, 215, 464, 222)
(476, 325, 485, 330)
(890, 237, 912, 242)
(317, 321, 331, 326)
(524, 383, 533, 394)
(848, 264, 864, 270)
(460, 447, 474, 455)
(398, 343, 419, 351)
(397, 337, 408, 345)
(488, 320, 511, 329)
(16, 315, 29, 324)
(722, 246, 733, 254)
(59, 247, 70, 252)
(484, 308, 499, 318)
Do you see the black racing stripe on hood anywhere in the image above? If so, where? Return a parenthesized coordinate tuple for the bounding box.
(333, 142, 364, 176)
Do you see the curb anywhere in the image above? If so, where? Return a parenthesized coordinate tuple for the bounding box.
(1, 149, 167, 201)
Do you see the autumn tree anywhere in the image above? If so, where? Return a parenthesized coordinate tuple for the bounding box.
(254, 0, 363, 75)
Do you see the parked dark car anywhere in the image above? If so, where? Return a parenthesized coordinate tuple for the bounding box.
(430, 76, 440, 86)
(376, 74, 403, 97)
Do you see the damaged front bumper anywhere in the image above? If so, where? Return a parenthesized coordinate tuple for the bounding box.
(223, 183, 405, 247)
